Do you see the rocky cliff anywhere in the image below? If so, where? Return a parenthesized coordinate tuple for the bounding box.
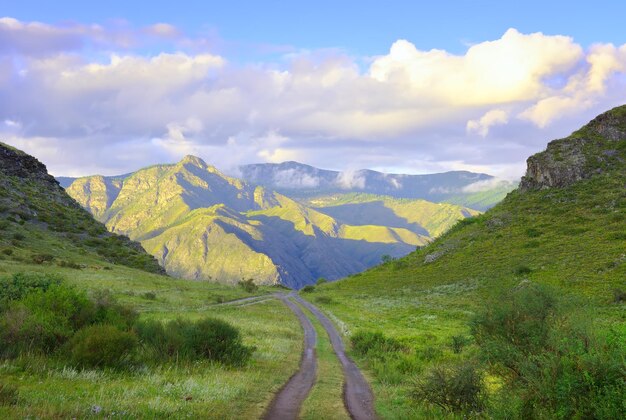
(520, 105, 626, 191)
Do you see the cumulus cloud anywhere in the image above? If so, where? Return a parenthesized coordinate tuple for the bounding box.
(467, 109, 509, 136)
(1, 18, 626, 179)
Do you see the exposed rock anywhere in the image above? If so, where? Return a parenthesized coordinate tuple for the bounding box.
(424, 250, 446, 263)
(520, 105, 626, 191)
(0, 142, 59, 186)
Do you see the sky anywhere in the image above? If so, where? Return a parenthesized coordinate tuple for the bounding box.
(1, 1, 626, 179)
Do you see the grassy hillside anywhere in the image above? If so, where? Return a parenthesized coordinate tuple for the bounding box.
(65, 156, 476, 288)
(305, 106, 626, 418)
(0, 144, 304, 418)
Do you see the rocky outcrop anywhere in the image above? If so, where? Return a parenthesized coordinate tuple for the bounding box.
(0, 142, 59, 186)
(520, 137, 589, 191)
(520, 105, 626, 191)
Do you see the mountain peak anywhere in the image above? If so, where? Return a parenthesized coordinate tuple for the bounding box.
(179, 155, 208, 167)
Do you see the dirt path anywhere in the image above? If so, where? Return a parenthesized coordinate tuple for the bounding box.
(264, 295, 317, 420)
(294, 295, 377, 420)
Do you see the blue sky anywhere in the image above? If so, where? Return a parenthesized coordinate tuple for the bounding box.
(5, 1, 626, 56)
(1, 1, 626, 179)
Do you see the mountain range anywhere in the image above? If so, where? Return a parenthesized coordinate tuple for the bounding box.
(59, 159, 504, 288)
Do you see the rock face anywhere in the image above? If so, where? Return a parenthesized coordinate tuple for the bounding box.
(520, 105, 626, 191)
(0, 143, 59, 186)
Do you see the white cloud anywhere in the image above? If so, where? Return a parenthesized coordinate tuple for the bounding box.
(1, 19, 626, 180)
(336, 170, 366, 189)
(467, 109, 509, 136)
(462, 178, 516, 193)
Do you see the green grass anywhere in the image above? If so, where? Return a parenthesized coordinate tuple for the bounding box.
(304, 167, 626, 417)
(0, 260, 302, 418)
(299, 301, 349, 420)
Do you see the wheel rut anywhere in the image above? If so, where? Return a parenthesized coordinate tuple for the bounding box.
(264, 294, 317, 420)
(293, 295, 377, 420)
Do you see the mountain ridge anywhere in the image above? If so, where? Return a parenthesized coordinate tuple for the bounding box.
(64, 155, 479, 287)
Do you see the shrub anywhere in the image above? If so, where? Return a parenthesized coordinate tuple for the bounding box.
(613, 288, 625, 303)
(381, 254, 393, 264)
(315, 296, 333, 304)
(472, 284, 626, 418)
(68, 325, 137, 368)
(413, 363, 485, 413)
(31, 253, 55, 264)
(0, 272, 63, 310)
(142, 291, 157, 300)
(238, 278, 258, 293)
(0, 382, 18, 406)
(56, 260, 82, 269)
(450, 334, 469, 354)
(1, 248, 12, 256)
(301, 285, 315, 293)
(135, 317, 253, 366)
(513, 265, 533, 276)
(316, 277, 328, 285)
(351, 330, 405, 357)
(90, 289, 138, 330)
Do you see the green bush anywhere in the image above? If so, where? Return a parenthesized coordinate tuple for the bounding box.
(31, 253, 55, 264)
(238, 278, 258, 293)
(613, 288, 625, 303)
(413, 362, 485, 413)
(90, 289, 138, 330)
(351, 330, 405, 357)
(68, 325, 137, 368)
(513, 265, 533, 275)
(472, 284, 626, 418)
(301, 285, 315, 293)
(316, 277, 328, 285)
(315, 296, 333, 304)
(12, 233, 25, 241)
(0, 272, 63, 310)
(135, 317, 253, 366)
(142, 291, 157, 300)
(0, 382, 18, 406)
(450, 334, 469, 354)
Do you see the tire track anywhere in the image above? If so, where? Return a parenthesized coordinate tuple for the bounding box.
(264, 294, 317, 420)
(294, 295, 377, 420)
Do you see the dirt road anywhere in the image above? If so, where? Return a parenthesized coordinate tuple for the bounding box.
(264, 295, 317, 420)
(294, 295, 377, 420)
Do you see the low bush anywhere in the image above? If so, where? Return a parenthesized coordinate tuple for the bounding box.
(31, 253, 55, 264)
(135, 317, 253, 366)
(613, 288, 625, 303)
(472, 284, 625, 418)
(0, 272, 63, 310)
(301, 285, 315, 293)
(0, 382, 18, 406)
(90, 289, 138, 330)
(0, 278, 138, 358)
(413, 362, 485, 413)
(238, 278, 258, 293)
(142, 291, 157, 300)
(316, 277, 328, 285)
(351, 330, 405, 357)
(513, 264, 533, 276)
(315, 296, 333, 304)
(68, 325, 137, 368)
(12, 233, 25, 241)
(450, 334, 469, 354)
